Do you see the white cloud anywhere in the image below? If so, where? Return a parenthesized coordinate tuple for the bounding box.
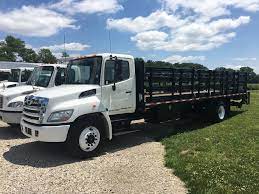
(163, 55, 206, 64)
(224, 64, 259, 73)
(160, 0, 259, 19)
(119, 15, 249, 51)
(51, 0, 123, 15)
(225, 64, 247, 70)
(108, 0, 256, 52)
(0, 6, 77, 37)
(25, 44, 33, 49)
(107, 10, 186, 33)
(41, 42, 90, 52)
(131, 31, 169, 50)
(233, 57, 257, 61)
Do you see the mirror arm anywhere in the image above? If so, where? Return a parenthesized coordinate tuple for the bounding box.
(112, 82, 116, 91)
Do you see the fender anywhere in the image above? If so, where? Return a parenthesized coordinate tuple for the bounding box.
(44, 91, 113, 140)
(100, 111, 112, 140)
(4, 95, 27, 112)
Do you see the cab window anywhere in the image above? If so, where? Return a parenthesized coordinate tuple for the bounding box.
(55, 68, 66, 86)
(104, 60, 130, 85)
(21, 70, 32, 82)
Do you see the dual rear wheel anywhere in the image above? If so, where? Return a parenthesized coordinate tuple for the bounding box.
(212, 101, 229, 122)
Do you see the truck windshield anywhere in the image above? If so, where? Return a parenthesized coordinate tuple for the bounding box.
(8, 69, 20, 82)
(27, 66, 54, 87)
(66, 56, 102, 85)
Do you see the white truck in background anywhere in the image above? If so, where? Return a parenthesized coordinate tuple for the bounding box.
(0, 69, 11, 81)
(0, 64, 66, 125)
(20, 53, 249, 158)
(0, 67, 34, 91)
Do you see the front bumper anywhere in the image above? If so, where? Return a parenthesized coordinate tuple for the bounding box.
(0, 111, 22, 124)
(20, 120, 70, 142)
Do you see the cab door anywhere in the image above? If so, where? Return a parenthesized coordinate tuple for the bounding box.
(101, 58, 136, 115)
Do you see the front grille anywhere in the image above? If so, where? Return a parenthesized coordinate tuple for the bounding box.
(24, 107, 40, 114)
(23, 113, 40, 121)
(23, 106, 41, 122)
(23, 95, 48, 123)
(0, 95, 3, 109)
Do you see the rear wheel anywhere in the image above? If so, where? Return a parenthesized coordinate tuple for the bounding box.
(66, 117, 104, 158)
(213, 101, 228, 122)
(217, 105, 226, 120)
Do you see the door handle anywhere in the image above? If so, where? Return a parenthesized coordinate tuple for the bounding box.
(126, 91, 132, 94)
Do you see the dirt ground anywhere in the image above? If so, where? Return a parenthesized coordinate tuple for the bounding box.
(0, 120, 187, 194)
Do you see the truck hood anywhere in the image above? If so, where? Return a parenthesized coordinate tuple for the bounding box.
(0, 82, 18, 90)
(0, 85, 42, 98)
(32, 85, 100, 100)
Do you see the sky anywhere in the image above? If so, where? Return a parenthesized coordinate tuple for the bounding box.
(0, 0, 259, 73)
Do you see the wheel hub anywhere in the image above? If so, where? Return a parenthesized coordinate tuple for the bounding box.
(86, 133, 96, 144)
(218, 105, 225, 120)
(79, 126, 100, 152)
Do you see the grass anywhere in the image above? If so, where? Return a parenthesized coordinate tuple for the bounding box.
(248, 84, 259, 90)
(162, 91, 259, 193)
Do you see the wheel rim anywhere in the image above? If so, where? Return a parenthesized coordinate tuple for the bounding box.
(218, 105, 225, 120)
(79, 126, 100, 152)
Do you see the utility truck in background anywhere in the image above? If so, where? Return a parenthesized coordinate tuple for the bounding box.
(0, 64, 66, 125)
(0, 67, 34, 91)
(20, 53, 250, 158)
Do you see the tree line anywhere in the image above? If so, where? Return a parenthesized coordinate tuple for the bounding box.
(0, 35, 61, 64)
(0, 35, 258, 83)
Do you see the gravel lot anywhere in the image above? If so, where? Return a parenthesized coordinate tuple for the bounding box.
(0, 120, 186, 194)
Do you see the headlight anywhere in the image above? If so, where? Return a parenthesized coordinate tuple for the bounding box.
(8, 101, 23, 108)
(47, 109, 73, 122)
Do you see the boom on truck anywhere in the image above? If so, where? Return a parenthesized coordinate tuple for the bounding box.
(20, 53, 250, 158)
(0, 64, 66, 126)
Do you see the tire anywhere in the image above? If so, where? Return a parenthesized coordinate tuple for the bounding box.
(213, 101, 227, 122)
(66, 116, 104, 158)
(8, 123, 20, 128)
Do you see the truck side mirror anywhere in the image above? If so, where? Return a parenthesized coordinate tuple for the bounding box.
(112, 82, 116, 91)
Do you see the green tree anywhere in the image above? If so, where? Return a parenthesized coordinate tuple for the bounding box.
(62, 51, 69, 58)
(38, 49, 57, 64)
(173, 63, 208, 70)
(0, 35, 39, 62)
(5, 35, 25, 53)
(240, 66, 257, 83)
(143, 59, 208, 70)
(215, 67, 235, 72)
(20, 48, 39, 63)
(0, 38, 16, 61)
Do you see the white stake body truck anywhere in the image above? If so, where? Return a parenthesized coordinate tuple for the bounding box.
(20, 53, 250, 158)
(0, 67, 34, 91)
(0, 64, 66, 125)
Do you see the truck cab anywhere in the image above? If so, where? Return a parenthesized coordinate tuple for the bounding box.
(0, 67, 34, 91)
(21, 53, 137, 157)
(0, 64, 66, 125)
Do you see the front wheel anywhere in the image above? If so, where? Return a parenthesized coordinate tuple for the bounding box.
(8, 123, 20, 128)
(66, 117, 104, 158)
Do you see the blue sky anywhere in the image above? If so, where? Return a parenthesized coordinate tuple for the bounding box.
(0, 0, 258, 72)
